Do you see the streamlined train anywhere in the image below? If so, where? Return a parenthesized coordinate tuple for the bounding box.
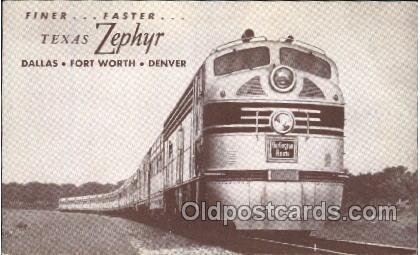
(59, 30, 347, 234)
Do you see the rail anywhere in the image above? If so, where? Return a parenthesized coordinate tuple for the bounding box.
(249, 236, 417, 255)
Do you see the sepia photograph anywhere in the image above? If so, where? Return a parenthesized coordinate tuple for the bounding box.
(1, 1, 418, 254)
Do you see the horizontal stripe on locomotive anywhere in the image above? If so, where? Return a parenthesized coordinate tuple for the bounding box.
(203, 102, 344, 129)
(203, 125, 344, 137)
(203, 170, 347, 182)
(163, 102, 192, 140)
(164, 83, 193, 129)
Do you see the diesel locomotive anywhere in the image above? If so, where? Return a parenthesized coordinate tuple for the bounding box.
(59, 30, 346, 234)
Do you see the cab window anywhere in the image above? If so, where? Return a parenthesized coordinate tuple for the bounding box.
(280, 47, 331, 79)
(214, 47, 270, 75)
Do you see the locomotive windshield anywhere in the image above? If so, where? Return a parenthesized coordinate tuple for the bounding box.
(214, 46, 270, 75)
(280, 47, 331, 79)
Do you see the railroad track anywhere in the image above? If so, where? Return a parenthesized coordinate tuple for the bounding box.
(108, 213, 417, 255)
(164, 223, 417, 254)
(173, 225, 416, 255)
(246, 236, 417, 255)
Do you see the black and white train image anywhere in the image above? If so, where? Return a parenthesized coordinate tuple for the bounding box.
(59, 30, 347, 235)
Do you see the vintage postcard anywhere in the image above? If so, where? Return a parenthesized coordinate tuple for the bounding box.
(1, 1, 417, 254)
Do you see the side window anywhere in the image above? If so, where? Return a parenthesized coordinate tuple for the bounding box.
(194, 68, 204, 135)
(133, 178, 138, 189)
(168, 141, 173, 158)
(137, 169, 141, 188)
(158, 153, 162, 173)
(177, 128, 184, 151)
(196, 74, 202, 97)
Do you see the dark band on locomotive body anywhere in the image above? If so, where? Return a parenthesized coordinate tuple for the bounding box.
(59, 31, 347, 233)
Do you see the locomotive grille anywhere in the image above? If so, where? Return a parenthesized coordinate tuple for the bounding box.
(299, 78, 325, 99)
(226, 150, 237, 165)
(236, 76, 266, 96)
(203, 102, 344, 137)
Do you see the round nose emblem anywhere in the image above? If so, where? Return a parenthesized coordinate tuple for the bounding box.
(271, 111, 295, 134)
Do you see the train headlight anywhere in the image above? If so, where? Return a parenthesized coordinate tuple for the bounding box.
(270, 66, 295, 92)
(271, 111, 295, 134)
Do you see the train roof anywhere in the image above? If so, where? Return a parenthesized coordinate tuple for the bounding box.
(210, 34, 326, 55)
(207, 37, 334, 70)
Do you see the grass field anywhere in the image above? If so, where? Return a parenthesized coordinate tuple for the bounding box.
(1, 209, 236, 255)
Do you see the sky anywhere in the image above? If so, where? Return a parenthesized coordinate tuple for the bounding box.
(2, 1, 417, 185)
